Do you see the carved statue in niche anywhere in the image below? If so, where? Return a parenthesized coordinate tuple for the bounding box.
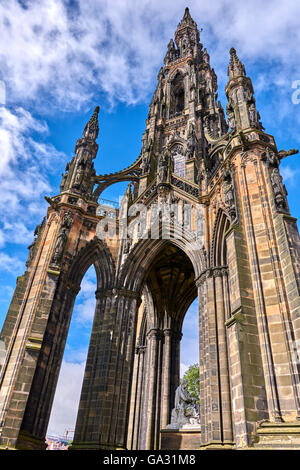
(223, 168, 237, 222)
(226, 102, 236, 132)
(85, 166, 96, 195)
(50, 228, 68, 267)
(262, 147, 279, 167)
(78, 151, 87, 168)
(243, 85, 253, 103)
(74, 169, 84, 189)
(185, 123, 197, 160)
(140, 139, 153, 175)
(249, 102, 262, 129)
(166, 379, 200, 429)
(271, 167, 287, 210)
(73, 149, 95, 191)
(189, 64, 197, 101)
(157, 147, 171, 183)
(190, 64, 196, 87)
(50, 211, 73, 268)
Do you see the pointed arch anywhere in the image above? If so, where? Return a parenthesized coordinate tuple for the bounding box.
(17, 237, 116, 446)
(117, 226, 204, 293)
(169, 69, 186, 118)
(66, 237, 115, 289)
(211, 208, 231, 267)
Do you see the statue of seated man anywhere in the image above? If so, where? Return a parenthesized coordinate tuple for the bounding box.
(166, 379, 200, 429)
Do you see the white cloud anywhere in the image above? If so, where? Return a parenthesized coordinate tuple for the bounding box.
(47, 360, 85, 436)
(0, 1, 299, 252)
(0, 0, 299, 112)
(181, 299, 199, 371)
(74, 297, 96, 325)
(281, 164, 300, 186)
(0, 106, 67, 247)
(63, 346, 88, 364)
(0, 229, 5, 248)
(180, 362, 189, 378)
(0, 252, 24, 274)
(73, 266, 97, 325)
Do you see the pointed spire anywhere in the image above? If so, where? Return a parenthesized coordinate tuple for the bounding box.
(74, 106, 100, 159)
(227, 48, 246, 79)
(177, 7, 197, 29)
(83, 105, 100, 139)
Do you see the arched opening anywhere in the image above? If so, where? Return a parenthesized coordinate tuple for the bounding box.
(181, 298, 199, 378)
(46, 265, 97, 448)
(169, 72, 185, 118)
(16, 239, 115, 449)
(214, 211, 230, 267)
(126, 241, 198, 450)
(211, 210, 231, 321)
(171, 144, 186, 178)
(175, 88, 185, 114)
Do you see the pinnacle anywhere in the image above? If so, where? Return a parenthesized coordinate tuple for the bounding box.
(177, 6, 197, 29)
(183, 7, 192, 20)
(228, 47, 246, 78)
(83, 105, 100, 139)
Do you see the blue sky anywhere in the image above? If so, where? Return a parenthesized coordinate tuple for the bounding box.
(1, 0, 300, 435)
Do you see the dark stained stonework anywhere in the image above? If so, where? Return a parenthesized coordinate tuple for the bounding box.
(1, 8, 300, 450)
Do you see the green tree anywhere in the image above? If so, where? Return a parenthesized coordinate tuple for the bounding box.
(182, 363, 200, 404)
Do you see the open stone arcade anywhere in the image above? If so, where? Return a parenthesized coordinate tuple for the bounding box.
(1, 8, 300, 450)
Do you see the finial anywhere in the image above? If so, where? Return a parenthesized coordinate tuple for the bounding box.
(83, 105, 100, 139)
(228, 47, 246, 79)
(177, 6, 197, 29)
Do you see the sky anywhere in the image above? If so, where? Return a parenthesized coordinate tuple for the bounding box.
(1, 0, 300, 436)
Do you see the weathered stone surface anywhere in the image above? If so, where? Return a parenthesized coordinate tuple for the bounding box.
(0, 8, 300, 452)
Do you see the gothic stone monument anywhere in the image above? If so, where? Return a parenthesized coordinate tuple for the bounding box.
(1, 8, 300, 450)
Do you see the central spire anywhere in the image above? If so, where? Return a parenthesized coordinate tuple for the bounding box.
(177, 7, 197, 30)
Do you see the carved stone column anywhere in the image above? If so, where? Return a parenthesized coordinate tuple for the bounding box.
(161, 329, 174, 428)
(72, 288, 141, 450)
(0, 215, 61, 449)
(197, 270, 223, 447)
(144, 328, 161, 450)
(132, 346, 146, 449)
(213, 268, 234, 445)
(17, 279, 81, 448)
(127, 344, 146, 450)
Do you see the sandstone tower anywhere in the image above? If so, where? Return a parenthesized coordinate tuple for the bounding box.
(1, 8, 300, 450)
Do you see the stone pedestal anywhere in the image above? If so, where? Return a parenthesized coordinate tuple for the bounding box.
(160, 427, 201, 450)
(254, 422, 300, 449)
